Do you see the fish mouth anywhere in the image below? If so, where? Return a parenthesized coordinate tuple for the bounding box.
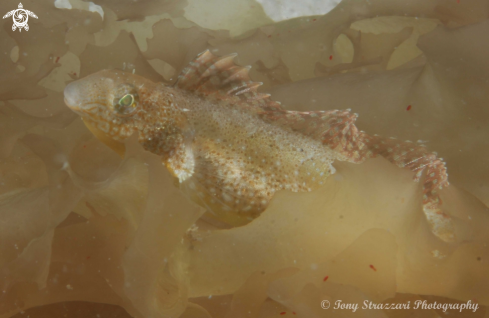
(64, 82, 105, 113)
(64, 81, 83, 111)
(64, 81, 97, 112)
(63, 97, 85, 113)
(63, 96, 100, 114)
(64, 97, 76, 109)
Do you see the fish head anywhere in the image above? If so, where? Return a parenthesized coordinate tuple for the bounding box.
(64, 70, 156, 156)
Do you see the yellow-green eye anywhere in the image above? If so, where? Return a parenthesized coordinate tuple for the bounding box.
(114, 93, 138, 116)
(119, 94, 134, 107)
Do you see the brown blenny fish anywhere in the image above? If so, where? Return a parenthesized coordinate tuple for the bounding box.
(64, 50, 454, 242)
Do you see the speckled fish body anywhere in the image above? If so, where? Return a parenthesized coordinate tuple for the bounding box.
(64, 69, 335, 225)
(64, 50, 456, 241)
(181, 93, 337, 223)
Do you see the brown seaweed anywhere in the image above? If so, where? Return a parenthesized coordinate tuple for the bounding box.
(1, 0, 488, 317)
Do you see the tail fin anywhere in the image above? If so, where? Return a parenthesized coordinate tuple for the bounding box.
(260, 108, 455, 242)
(361, 134, 453, 242)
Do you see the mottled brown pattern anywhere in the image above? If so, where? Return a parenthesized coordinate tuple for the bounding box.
(64, 50, 454, 241)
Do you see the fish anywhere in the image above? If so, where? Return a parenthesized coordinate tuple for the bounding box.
(64, 50, 455, 242)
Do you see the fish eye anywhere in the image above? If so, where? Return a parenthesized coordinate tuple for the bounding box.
(112, 84, 139, 116)
(119, 94, 134, 107)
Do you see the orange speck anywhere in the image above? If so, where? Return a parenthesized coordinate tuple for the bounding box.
(312, 18, 317, 22)
(329, 55, 333, 60)
(83, 144, 87, 148)
(280, 312, 286, 315)
(268, 35, 271, 38)
(55, 56, 60, 63)
(86, 256, 91, 260)
(369, 264, 377, 271)
(407, 105, 412, 111)
(323, 276, 329, 282)
(292, 313, 296, 315)
(457, 0, 460, 3)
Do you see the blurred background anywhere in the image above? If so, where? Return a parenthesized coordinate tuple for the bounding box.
(1, 0, 489, 317)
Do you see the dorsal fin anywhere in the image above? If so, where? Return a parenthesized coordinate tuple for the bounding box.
(176, 50, 281, 111)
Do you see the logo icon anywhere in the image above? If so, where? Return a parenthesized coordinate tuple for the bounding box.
(3, 3, 38, 32)
(321, 300, 331, 309)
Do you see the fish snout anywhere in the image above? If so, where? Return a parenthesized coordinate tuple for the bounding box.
(64, 74, 115, 113)
(64, 81, 84, 111)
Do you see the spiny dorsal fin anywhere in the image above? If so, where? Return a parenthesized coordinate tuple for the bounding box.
(176, 50, 281, 111)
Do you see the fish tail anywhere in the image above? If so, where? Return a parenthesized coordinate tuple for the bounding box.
(261, 108, 455, 242)
(361, 133, 454, 242)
